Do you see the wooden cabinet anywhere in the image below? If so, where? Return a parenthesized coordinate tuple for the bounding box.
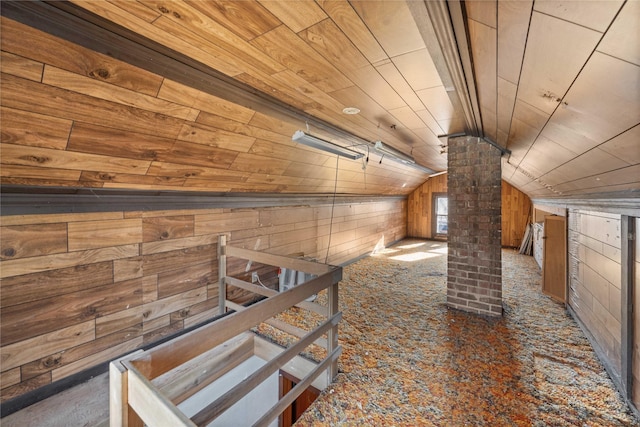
(542, 215, 567, 302)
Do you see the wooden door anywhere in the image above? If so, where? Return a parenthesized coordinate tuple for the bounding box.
(542, 215, 567, 302)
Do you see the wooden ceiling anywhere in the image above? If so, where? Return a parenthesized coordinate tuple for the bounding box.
(1, 1, 638, 199)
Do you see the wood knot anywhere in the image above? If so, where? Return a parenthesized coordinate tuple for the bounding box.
(99, 173, 114, 180)
(142, 150, 158, 160)
(158, 5, 170, 13)
(21, 155, 49, 164)
(173, 11, 181, 18)
(161, 231, 169, 239)
(142, 310, 151, 319)
(43, 356, 61, 368)
(90, 68, 110, 79)
(179, 308, 190, 318)
(3, 248, 16, 257)
(83, 306, 97, 317)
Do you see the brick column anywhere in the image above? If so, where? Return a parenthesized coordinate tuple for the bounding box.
(447, 136, 503, 316)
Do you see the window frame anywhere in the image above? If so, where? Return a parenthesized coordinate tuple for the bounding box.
(432, 192, 448, 239)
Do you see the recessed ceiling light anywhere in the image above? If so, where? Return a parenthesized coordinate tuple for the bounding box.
(342, 107, 360, 115)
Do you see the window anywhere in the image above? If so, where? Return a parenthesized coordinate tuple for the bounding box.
(433, 193, 448, 237)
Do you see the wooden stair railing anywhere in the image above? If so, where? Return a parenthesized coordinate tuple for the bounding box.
(110, 235, 342, 427)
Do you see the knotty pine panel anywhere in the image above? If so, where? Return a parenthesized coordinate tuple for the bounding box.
(0, 51, 43, 82)
(0, 166, 84, 187)
(0, 262, 113, 309)
(0, 17, 164, 96)
(42, 65, 200, 121)
(407, 175, 531, 247)
(141, 235, 219, 256)
(185, 0, 281, 41)
(501, 180, 532, 248)
(141, 244, 216, 275)
(142, 286, 207, 322)
(1, 107, 72, 150)
(0, 198, 405, 401)
(67, 218, 142, 251)
(69, 1, 241, 78)
(1, 143, 152, 177)
(146, 1, 286, 75)
(157, 262, 216, 299)
(157, 79, 256, 124)
(1, 373, 52, 403)
(0, 321, 95, 372)
(1, 73, 184, 140)
(195, 211, 260, 235)
(1, 277, 144, 345)
(51, 336, 144, 383)
(0, 244, 139, 279)
(67, 122, 177, 162)
(1, 223, 67, 261)
(142, 320, 184, 346)
(177, 122, 256, 153)
(142, 215, 194, 242)
(21, 325, 143, 381)
(142, 315, 170, 334)
(407, 173, 447, 238)
(0, 368, 21, 391)
(95, 306, 146, 339)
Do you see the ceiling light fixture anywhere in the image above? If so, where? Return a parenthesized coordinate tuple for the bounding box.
(374, 141, 415, 164)
(412, 164, 436, 174)
(342, 107, 360, 115)
(436, 132, 466, 139)
(292, 130, 363, 160)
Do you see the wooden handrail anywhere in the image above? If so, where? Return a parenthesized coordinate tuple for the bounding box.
(226, 245, 333, 275)
(225, 276, 327, 315)
(253, 346, 342, 427)
(113, 235, 342, 427)
(130, 268, 340, 378)
(191, 313, 342, 426)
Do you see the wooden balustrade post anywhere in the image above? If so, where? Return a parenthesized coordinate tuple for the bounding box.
(218, 235, 227, 315)
(327, 281, 339, 382)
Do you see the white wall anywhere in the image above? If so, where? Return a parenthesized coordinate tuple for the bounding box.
(178, 356, 279, 427)
(568, 210, 622, 376)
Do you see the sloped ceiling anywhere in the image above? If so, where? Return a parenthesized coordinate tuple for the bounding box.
(1, 0, 638, 199)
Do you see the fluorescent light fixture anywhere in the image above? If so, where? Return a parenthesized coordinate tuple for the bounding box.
(411, 164, 436, 174)
(437, 132, 466, 139)
(292, 130, 363, 160)
(374, 141, 415, 164)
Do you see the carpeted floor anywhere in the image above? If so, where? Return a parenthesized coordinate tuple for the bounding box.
(259, 239, 638, 426)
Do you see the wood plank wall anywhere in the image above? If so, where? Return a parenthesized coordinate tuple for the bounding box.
(501, 181, 533, 248)
(568, 210, 623, 377)
(407, 174, 447, 239)
(0, 15, 428, 196)
(0, 199, 406, 402)
(407, 174, 532, 247)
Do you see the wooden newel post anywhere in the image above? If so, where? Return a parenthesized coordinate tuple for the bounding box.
(218, 235, 227, 315)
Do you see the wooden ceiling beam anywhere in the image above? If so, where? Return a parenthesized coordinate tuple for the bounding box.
(410, 0, 482, 139)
